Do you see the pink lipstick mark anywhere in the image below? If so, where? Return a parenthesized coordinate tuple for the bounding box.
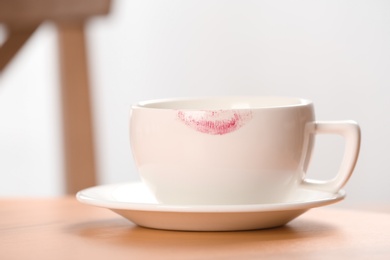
(177, 110, 252, 135)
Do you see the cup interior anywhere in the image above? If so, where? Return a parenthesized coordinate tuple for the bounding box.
(135, 96, 311, 110)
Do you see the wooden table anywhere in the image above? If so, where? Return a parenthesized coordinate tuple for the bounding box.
(1, 198, 389, 259)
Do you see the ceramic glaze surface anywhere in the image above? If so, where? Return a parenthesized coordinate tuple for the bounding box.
(130, 97, 360, 205)
(76, 182, 346, 231)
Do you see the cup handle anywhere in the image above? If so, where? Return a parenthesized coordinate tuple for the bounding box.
(301, 120, 361, 192)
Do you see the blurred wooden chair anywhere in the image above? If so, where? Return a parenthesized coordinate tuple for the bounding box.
(0, 0, 111, 194)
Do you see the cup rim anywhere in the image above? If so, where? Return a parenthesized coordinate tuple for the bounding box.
(132, 96, 313, 110)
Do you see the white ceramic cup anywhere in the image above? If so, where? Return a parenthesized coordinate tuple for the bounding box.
(130, 96, 360, 205)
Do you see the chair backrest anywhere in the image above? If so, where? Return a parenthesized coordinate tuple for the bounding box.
(0, 0, 112, 194)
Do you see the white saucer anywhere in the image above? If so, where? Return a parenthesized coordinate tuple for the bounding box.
(76, 181, 345, 231)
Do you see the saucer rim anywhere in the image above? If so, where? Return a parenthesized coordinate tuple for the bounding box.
(76, 181, 345, 213)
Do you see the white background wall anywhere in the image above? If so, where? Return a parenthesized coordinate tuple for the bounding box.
(1, 0, 389, 206)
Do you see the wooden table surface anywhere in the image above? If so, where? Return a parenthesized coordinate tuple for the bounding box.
(1, 197, 389, 259)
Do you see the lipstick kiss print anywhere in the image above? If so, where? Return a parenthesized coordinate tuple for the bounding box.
(177, 110, 253, 135)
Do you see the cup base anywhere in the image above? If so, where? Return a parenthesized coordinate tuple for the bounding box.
(144, 180, 297, 206)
